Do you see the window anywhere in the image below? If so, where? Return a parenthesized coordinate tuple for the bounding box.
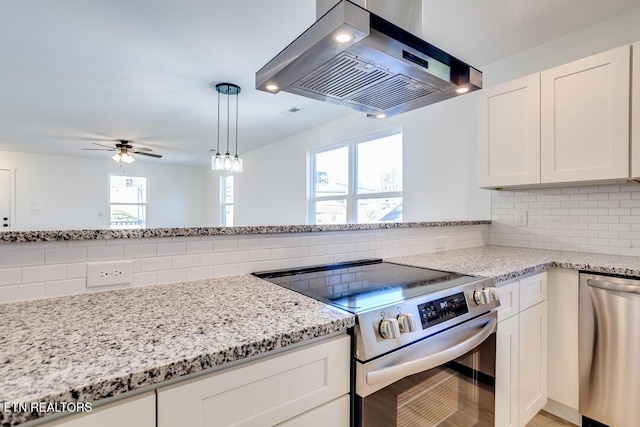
(109, 175, 147, 229)
(221, 174, 234, 226)
(310, 132, 402, 224)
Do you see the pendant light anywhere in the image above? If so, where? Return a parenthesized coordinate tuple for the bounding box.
(212, 83, 243, 173)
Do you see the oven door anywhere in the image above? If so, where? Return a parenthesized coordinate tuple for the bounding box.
(355, 311, 497, 427)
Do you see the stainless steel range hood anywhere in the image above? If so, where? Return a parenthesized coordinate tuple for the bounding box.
(256, 0, 482, 119)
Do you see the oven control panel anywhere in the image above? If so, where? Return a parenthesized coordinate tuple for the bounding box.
(417, 292, 468, 329)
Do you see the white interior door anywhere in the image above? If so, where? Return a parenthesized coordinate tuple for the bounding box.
(0, 169, 13, 230)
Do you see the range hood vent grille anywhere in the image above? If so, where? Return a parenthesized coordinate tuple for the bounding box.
(293, 53, 393, 100)
(346, 75, 439, 110)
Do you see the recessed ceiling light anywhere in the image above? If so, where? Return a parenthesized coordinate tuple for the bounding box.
(334, 32, 354, 44)
(375, 113, 386, 119)
(265, 84, 279, 91)
(456, 87, 470, 94)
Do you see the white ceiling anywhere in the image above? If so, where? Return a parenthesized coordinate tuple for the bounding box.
(1, 0, 639, 166)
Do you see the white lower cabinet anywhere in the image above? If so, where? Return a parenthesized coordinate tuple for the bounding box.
(544, 268, 581, 425)
(39, 392, 155, 427)
(495, 272, 548, 427)
(157, 335, 350, 427)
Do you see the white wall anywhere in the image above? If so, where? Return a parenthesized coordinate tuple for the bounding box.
(235, 91, 489, 225)
(482, 8, 640, 86)
(0, 150, 212, 230)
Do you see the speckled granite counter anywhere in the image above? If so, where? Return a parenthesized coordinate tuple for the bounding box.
(0, 275, 355, 426)
(0, 220, 490, 243)
(390, 245, 640, 283)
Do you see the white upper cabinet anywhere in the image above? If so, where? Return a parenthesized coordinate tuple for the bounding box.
(632, 41, 640, 179)
(541, 45, 630, 183)
(478, 43, 633, 188)
(478, 74, 541, 187)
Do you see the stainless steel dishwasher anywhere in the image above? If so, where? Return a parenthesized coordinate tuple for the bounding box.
(579, 273, 640, 427)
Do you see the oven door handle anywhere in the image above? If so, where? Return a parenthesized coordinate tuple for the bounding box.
(366, 316, 497, 386)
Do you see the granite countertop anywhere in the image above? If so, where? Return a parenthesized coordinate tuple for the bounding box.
(0, 220, 490, 243)
(0, 275, 355, 426)
(390, 245, 640, 283)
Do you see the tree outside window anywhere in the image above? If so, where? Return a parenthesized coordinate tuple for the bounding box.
(109, 175, 147, 229)
(310, 132, 402, 224)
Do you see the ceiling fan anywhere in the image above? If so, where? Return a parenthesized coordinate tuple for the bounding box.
(81, 139, 162, 163)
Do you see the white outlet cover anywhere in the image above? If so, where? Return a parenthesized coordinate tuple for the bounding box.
(87, 261, 132, 288)
(516, 210, 528, 227)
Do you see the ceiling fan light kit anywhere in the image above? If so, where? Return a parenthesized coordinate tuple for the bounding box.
(112, 151, 135, 164)
(212, 83, 243, 173)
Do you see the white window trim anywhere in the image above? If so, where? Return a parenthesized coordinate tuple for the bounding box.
(108, 174, 148, 229)
(220, 173, 234, 226)
(308, 128, 402, 224)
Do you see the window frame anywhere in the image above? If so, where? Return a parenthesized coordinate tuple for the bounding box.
(220, 173, 234, 226)
(308, 128, 403, 224)
(108, 174, 148, 229)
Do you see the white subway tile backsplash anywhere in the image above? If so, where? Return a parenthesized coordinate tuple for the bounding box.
(124, 244, 157, 258)
(87, 245, 124, 261)
(157, 242, 187, 256)
(186, 240, 214, 254)
(186, 266, 214, 281)
(0, 268, 21, 286)
(22, 265, 66, 283)
(490, 183, 640, 255)
(0, 249, 44, 268)
(45, 247, 87, 264)
(66, 263, 87, 279)
(157, 269, 186, 285)
(140, 256, 172, 272)
(0, 225, 489, 302)
(172, 254, 200, 269)
(45, 279, 86, 297)
(0, 283, 45, 303)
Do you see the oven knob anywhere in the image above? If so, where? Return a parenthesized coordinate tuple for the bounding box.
(397, 313, 417, 333)
(378, 318, 400, 339)
(473, 288, 498, 305)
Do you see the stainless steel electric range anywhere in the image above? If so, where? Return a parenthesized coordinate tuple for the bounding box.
(254, 258, 500, 427)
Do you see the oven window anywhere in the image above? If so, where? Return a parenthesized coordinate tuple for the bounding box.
(359, 334, 495, 427)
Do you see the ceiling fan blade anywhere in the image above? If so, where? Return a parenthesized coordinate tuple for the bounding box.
(132, 147, 152, 151)
(92, 142, 117, 149)
(81, 148, 116, 151)
(134, 151, 163, 158)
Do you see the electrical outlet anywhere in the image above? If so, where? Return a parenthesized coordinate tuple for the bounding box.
(516, 210, 528, 227)
(87, 261, 132, 288)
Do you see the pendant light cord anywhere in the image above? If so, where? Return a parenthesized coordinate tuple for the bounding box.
(234, 90, 239, 156)
(225, 84, 230, 156)
(216, 87, 221, 155)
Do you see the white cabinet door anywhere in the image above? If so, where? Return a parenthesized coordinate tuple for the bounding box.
(518, 301, 548, 426)
(478, 74, 541, 188)
(541, 45, 630, 183)
(632, 41, 640, 178)
(495, 315, 519, 427)
(41, 392, 155, 427)
(157, 335, 350, 427)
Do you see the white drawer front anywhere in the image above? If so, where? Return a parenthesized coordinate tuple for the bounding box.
(277, 395, 349, 427)
(157, 335, 350, 427)
(497, 280, 520, 322)
(519, 272, 547, 311)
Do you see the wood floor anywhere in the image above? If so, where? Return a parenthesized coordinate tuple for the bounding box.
(526, 410, 577, 426)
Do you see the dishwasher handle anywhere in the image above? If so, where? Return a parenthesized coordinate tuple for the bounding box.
(586, 278, 640, 295)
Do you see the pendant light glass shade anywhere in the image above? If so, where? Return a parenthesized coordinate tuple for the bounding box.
(212, 83, 243, 173)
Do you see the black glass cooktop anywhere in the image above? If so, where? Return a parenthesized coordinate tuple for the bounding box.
(253, 259, 478, 313)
